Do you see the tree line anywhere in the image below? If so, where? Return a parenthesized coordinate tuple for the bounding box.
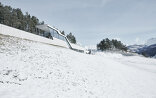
(0, 2, 77, 44)
(97, 38, 127, 52)
(0, 2, 43, 33)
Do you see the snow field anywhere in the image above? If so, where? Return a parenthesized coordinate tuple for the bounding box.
(0, 34, 156, 98)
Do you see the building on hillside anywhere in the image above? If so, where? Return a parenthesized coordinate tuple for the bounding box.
(36, 24, 86, 53)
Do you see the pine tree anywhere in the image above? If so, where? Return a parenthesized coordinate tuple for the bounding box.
(97, 38, 127, 52)
(0, 2, 44, 35)
(67, 32, 76, 44)
(61, 31, 65, 35)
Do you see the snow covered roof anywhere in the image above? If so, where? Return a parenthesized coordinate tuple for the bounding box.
(36, 24, 65, 37)
(35, 24, 85, 51)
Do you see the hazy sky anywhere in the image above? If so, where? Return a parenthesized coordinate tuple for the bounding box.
(1, 0, 156, 46)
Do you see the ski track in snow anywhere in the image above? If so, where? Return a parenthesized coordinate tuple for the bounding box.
(0, 34, 156, 98)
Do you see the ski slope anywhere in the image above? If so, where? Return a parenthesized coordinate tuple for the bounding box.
(0, 34, 156, 98)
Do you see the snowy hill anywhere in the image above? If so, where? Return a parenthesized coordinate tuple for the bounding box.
(0, 34, 156, 98)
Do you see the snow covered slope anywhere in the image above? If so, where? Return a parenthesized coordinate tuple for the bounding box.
(0, 24, 69, 48)
(0, 34, 156, 98)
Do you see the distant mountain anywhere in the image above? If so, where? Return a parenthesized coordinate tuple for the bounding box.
(145, 38, 156, 46)
(127, 44, 145, 53)
(128, 38, 156, 57)
(138, 44, 156, 57)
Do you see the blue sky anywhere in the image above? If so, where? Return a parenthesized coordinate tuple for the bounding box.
(0, 0, 156, 46)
